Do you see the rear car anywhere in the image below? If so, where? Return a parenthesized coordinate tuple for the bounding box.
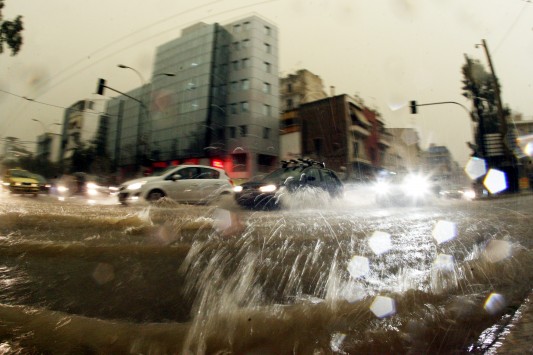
(234, 159, 344, 209)
(117, 165, 233, 205)
(373, 171, 438, 206)
(2, 169, 40, 196)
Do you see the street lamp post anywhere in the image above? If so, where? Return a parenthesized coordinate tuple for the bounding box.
(117, 64, 174, 171)
(32, 119, 61, 161)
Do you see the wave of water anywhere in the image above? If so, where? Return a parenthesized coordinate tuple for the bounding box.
(0, 194, 532, 353)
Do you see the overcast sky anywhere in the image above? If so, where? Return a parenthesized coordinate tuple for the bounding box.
(1, 0, 532, 166)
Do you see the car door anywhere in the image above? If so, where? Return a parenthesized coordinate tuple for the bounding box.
(193, 167, 224, 202)
(165, 166, 200, 202)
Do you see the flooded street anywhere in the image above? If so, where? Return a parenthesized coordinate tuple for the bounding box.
(0, 191, 532, 354)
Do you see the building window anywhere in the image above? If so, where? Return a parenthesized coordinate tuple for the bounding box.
(239, 125, 247, 137)
(233, 24, 241, 33)
(264, 26, 271, 35)
(233, 41, 240, 50)
(230, 103, 238, 114)
(264, 62, 271, 73)
(287, 83, 292, 93)
(243, 21, 251, 31)
(262, 104, 271, 116)
(232, 60, 239, 70)
(241, 79, 249, 90)
(264, 43, 271, 53)
(242, 39, 250, 48)
(231, 81, 238, 92)
(242, 58, 250, 68)
(287, 99, 293, 109)
(263, 82, 271, 94)
(229, 126, 236, 138)
(240, 101, 249, 112)
(314, 138, 323, 156)
(353, 141, 359, 158)
(232, 153, 247, 172)
(263, 127, 271, 139)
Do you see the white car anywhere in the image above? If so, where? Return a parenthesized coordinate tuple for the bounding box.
(117, 165, 233, 205)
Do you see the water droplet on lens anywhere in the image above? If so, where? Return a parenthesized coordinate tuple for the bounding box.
(347, 255, 370, 279)
(432, 220, 457, 244)
(483, 169, 507, 194)
(370, 295, 396, 318)
(484, 293, 506, 315)
(368, 231, 392, 255)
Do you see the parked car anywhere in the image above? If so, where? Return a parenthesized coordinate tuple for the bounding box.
(373, 171, 438, 206)
(234, 159, 344, 209)
(117, 165, 233, 205)
(2, 168, 40, 196)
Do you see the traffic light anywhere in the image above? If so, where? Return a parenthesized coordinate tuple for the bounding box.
(409, 100, 417, 114)
(96, 78, 106, 95)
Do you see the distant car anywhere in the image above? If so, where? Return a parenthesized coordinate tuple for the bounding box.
(373, 171, 438, 206)
(2, 168, 40, 196)
(56, 172, 116, 200)
(234, 159, 344, 209)
(439, 185, 476, 200)
(31, 174, 52, 194)
(117, 165, 233, 205)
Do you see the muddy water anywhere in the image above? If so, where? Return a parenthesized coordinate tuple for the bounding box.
(0, 193, 532, 354)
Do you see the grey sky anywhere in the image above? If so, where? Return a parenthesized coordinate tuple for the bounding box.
(1, 0, 532, 165)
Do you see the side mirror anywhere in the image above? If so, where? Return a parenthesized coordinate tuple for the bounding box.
(171, 174, 182, 181)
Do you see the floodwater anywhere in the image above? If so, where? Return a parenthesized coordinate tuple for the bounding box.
(0, 190, 532, 354)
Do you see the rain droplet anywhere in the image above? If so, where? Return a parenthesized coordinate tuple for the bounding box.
(92, 263, 115, 285)
(483, 169, 507, 194)
(432, 220, 457, 244)
(368, 231, 392, 255)
(464, 157, 487, 180)
(347, 256, 370, 279)
(432, 253, 455, 271)
(484, 293, 506, 315)
(370, 295, 396, 318)
(213, 208, 232, 232)
(483, 240, 512, 263)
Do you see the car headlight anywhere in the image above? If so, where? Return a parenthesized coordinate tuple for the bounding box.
(233, 185, 243, 193)
(463, 189, 476, 200)
(373, 180, 391, 195)
(402, 174, 430, 197)
(86, 182, 98, 190)
(127, 181, 147, 190)
(259, 184, 277, 193)
(57, 185, 69, 193)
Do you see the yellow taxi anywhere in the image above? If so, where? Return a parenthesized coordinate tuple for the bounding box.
(2, 168, 40, 196)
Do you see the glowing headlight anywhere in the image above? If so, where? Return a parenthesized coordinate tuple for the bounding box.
(373, 180, 391, 194)
(127, 181, 147, 190)
(402, 174, 430, 197)
(86, 182, 98, 190)
(259, 184, 277, 193)
(57, 185, 69, 193)
(233, 185, 243, 193)
(15, 182, 21, 186)
(463, 189, 476, 200)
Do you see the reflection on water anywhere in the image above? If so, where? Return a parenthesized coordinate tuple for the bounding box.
(0, 193, 532, 353)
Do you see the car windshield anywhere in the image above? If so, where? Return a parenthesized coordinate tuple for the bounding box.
(261, 166, 306, 183)
(10, 169, 33, 178)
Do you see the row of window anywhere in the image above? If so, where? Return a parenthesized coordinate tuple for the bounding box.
(233, 39, 271, 52)
(228, 126, 271, 139)
(233, 22, 271, 36)
(224, 80, 271, 93)
(224, 102, 272, 116)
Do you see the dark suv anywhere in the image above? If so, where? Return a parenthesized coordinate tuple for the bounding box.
(234, 159, 343, 209)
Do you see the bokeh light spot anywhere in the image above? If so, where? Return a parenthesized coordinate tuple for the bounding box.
(464, 157, 487, 180)
(484, 293, 506, 315)
(92, 263, 115, 285)
(483, 240, 512, 263)
(330, 333, 347, 352)
(432, 220, 457, 244)
(347, 256, 370, 279)
(483, 169, 507, 194)
(432, 253, 455, 271)
(213, 208, 232, 232)
(339, 282, 366, 303)
(370, 295, 396, 318)
(368, 231, 392, 255)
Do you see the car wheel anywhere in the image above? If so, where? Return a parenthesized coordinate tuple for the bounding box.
(147, 189, 165, 202)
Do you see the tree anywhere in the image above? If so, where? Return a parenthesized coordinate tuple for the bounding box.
(0, 0, 23, 55)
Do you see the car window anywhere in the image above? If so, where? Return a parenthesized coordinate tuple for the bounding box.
(174, 167, 199, 180)
(304, 168, 321, 183)
(200, 168, 220, 179)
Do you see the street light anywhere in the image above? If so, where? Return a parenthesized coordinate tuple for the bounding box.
(117, 64, 175, 170)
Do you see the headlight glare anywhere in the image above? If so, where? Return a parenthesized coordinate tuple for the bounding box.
(233, 186, 243, 193)
(127, 181, 147, 190)
(259, 184, 277, 193)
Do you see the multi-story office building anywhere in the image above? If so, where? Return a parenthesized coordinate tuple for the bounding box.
(60, 100, 100, 164)
(105, 15, 279, 180)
